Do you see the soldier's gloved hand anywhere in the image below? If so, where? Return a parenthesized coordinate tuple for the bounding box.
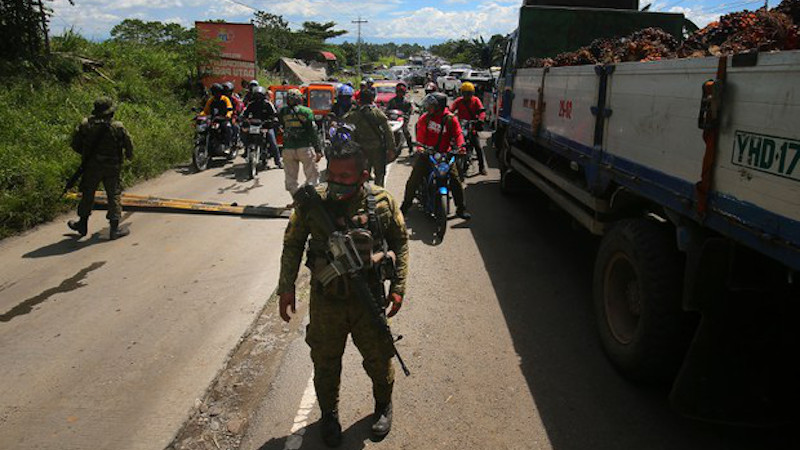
(279, 291, 296, 322)
(387, 293, 402, 318)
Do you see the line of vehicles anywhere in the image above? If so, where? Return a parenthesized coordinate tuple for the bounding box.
(191, 82, 408, 178)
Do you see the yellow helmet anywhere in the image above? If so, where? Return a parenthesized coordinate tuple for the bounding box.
(460, 82, 475, 93)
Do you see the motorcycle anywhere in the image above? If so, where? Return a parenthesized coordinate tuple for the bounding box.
(412, 142, 459, 243)
(241, 118, 270, 180)
(457, 119, 480, 181)
(386, 109, 406, 155)
(192, 115, 238, 172)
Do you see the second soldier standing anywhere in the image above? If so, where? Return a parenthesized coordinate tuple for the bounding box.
(67, 97, 134, 240)
(344, 88, 395, 187)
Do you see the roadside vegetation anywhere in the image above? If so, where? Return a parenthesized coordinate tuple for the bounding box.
(0, 22, 215, 238)
(0, 3, 431, 239)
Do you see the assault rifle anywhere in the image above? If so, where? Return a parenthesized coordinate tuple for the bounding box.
(294, 185, 411, 376)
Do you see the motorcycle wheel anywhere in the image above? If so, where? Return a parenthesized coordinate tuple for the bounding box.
(247, 145, 259, 180)
(435, 193, 448, 243)
(192, 141, 209, 172)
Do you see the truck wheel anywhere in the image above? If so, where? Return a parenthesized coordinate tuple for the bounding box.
(500, 168, 525, 196)
(593, 219, 694, 384)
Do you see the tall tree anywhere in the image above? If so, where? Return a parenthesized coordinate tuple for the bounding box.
(301, 21, 347, 41)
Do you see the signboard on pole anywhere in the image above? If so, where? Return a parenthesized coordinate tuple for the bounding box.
(196, 21, 257, 90)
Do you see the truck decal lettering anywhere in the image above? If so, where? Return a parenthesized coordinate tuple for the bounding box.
(732, 130, 800, 182)
(748, 136, 762, 166)
(558, 100, 573, 119)
(735, 133, 749, 163)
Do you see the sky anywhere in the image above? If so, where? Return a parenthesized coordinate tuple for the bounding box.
(49, 0, 777, 44)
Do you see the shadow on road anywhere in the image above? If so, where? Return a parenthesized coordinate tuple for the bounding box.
(462, 149, 795, 449)
(256, 416, 374, 450)
(23, 232, 106, 258)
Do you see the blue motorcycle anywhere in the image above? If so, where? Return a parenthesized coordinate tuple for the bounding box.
(413, 143, 458, 243)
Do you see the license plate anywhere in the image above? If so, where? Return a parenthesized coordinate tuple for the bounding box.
(249, 127, 261, 134)
(731, 131, 800, 182)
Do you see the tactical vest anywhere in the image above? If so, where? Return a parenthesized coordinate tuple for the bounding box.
(307, 185, 395, 299)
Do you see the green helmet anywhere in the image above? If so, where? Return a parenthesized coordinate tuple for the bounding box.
(286, 88, 303, 106)
(92, 97, 116, 117)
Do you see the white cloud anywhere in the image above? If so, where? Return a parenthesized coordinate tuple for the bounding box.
(670, 6, 720, 28)
(368, 3, 518, 39)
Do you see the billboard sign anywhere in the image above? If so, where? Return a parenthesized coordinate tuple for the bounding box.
(196, 21, 257, 89)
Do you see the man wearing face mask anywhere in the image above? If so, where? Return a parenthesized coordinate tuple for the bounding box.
(277, 140, 409, 447)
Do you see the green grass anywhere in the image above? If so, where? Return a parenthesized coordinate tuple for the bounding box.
(0, 39, 199, 239)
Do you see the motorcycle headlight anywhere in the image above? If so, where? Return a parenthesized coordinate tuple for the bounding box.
(434, 152, 444, 162)
(437, 162, 450, 176)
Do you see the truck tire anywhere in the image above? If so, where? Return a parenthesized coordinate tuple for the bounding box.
(500, 168, 525, 196)
(593, 219, 693, 384)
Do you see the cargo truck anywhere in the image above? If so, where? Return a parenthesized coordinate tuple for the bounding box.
(495, 0, 800, 425)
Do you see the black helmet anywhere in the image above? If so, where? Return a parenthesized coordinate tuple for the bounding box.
(422, 92, 447, 111)
(210, 83, 223, 96)
(252, 86, 267, 99)
(359, 87, 376, 105)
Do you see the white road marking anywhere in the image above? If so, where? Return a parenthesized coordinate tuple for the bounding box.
(283, 371, 316, 450)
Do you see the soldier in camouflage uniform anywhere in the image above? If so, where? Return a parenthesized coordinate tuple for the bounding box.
(344, 88, 395, 187)
(277, 140, 409, 447)
(68, 97, 134, 240)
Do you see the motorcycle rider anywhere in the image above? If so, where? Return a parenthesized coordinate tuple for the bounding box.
(224, 81, 244, 149)
(354, 80, 367, 104)
(450, 82, 487, 175)
(344, 88, 395, 187)
(278, 88, 323, 195)
(333, 83, 355, 117)
(424, 73, 437, 95)
(242, 79, 260, 104)
(199, 83, 233, 147)
(242, 86, 283, 169)
(400, 92, 471, 220)
(385, 81, 413, 154)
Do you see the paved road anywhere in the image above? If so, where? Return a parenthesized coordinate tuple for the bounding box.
(0, 155, 294, 449)
(1, 109, 794, 450)
(240, 139, 794, 449)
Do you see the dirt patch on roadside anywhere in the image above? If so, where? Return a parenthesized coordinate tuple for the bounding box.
(167, 273, 311, 450)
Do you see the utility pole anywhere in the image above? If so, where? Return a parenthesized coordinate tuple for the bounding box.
(352, 16, 368, 79)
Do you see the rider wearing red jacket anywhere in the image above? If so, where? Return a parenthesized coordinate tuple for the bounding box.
(400, 92, 471, 220)
(450, 82, 487, 175)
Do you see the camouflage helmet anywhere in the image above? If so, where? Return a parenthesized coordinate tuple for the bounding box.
(286, 88, 303, 106)
(91, 97, 116, 116)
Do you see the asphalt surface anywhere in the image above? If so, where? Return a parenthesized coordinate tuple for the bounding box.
(0, 154, 294, 449)
(1, 102, 795, 450)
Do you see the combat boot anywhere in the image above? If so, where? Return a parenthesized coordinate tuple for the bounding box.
(371, 402, 393, 439)
(319, 410, 342, 448)
(67, 217, 88, 237)
(109, 220, 130, 240)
